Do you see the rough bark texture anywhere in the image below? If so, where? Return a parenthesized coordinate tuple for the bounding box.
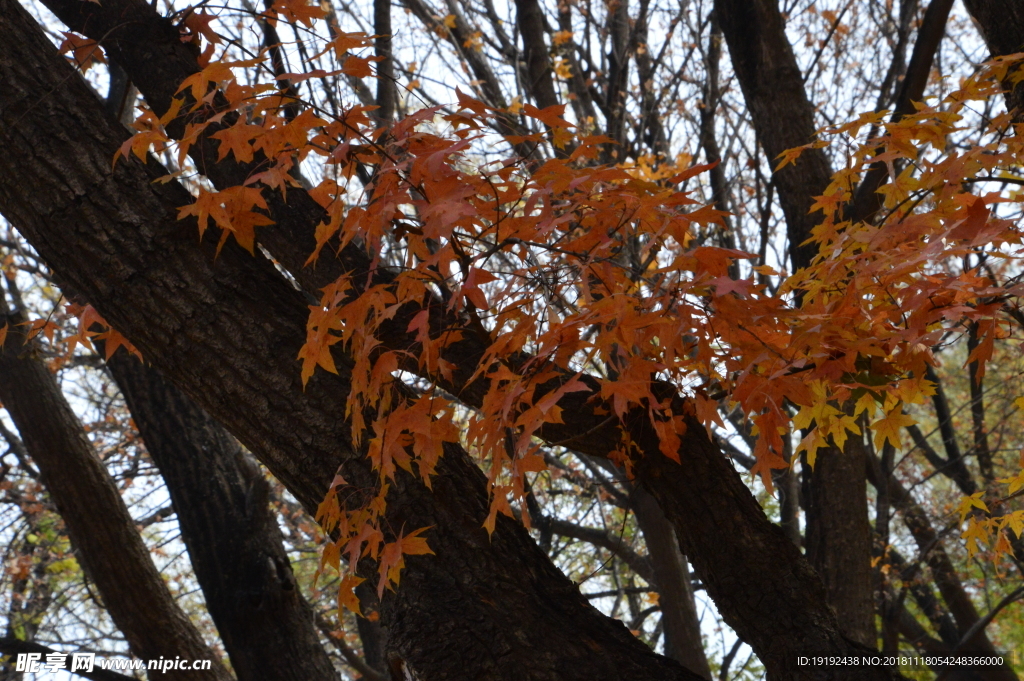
(102, 349, 339, 681)
(32, 1, 898, 676)
(805, 437, 875, 648)
(628, 407, 888, 680)
(373, 0, 396, 122)
(0, 6, 698, 680)
(0, 313, 229, 680)
(850, 0, 955, 223)
(963, 0, 1024, 114)
(714, 0, 833, 273)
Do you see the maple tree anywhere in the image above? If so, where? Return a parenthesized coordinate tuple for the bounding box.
(1, 0, 1024, 680)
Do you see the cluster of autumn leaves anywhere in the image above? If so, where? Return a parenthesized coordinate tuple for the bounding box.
(57, 10, 1024, 603)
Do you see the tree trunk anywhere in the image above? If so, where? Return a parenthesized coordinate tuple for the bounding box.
(102, 348, 341, 681)
(714, 0, 878, 654)
(804, 437, 875, 648)
(0, 309, 230, 680)
(0, 6, 699, 680)
(962, 0, 1024, 114)
(515, 0, 560, 110)
(631, 488, 711, 679)
(866, 455, 1018, 681)
(713, 0, 833, 274)
(373, 0, 396, 122)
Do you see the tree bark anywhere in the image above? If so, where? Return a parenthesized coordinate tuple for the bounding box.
(0, 310, 230, 680)
(631, 488, 711, 679)
(962, 0, 1024, 114)
(373, 0, 396, 123)
(850, 0, 955, 223)
(28, 1, 898, 676)
(804, 436, 875, 648)
(713, 0, 833, 274)
(101, 348, 340, 681)
(0, 6, 699, 680)
(515, 0, 560, 110)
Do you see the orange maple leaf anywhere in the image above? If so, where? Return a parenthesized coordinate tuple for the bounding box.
(376, 524, 432, 593)
(58, 32, 105, 73)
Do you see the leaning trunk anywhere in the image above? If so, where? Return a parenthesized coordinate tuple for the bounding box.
(0, 308, 230, 680)
(102, 349, 341, 681)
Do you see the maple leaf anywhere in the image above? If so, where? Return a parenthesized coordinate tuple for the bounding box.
(668, 161, 719, 185)
(342, 55, 372, 78)
(462, 267, 496, 310)
(871, 405, 915, 450)
(377, 526, 434, 597)
(22, 317, 58, 344)
(337, 573, 365, 615)
(177, 186, 273, 255)
(113, 129, 170, 166)
(314, 31, 371, 60)
(523, 103, 573, 129)
(947, 196, 989, 241)
(182, 11, 222, 45)
(775, 141, 824, 170)
(210, 123, 263, 163)
(58, 32, 105, 73)
(1005, 511, 1024, 539)
(483, 486, 515, 536)
(958, 492, 990, 523)
(272, 0, 326, 27)
(961, 517, 991, 558)
(691, 246, 748, 278)
(692, 393, 723, 436)
(796, 429, 828, 468)
(96, 329, 142, 361)
(652, 413, 686, 463)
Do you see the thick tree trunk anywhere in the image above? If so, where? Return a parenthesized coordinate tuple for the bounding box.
(0, 308, 230, 680)
(515, 0, 560, 110)
(713, 0, 833, 274)
(0, 6, 698, 680)
(28, 1, 896, 677)
(714, 0, 877, 653)
(101, 348, 340, 681)
(804, 437, 875, 648)
(962, 0, 1024, 114)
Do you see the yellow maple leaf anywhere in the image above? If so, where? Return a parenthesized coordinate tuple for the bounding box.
(1005, 511, 1024, 539)
(871, 405, 915, 450)
(958, 492, 989, 523)
(961, 517, 990, 558)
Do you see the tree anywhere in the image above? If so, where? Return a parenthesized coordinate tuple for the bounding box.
(1, 0, 1024, 680)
